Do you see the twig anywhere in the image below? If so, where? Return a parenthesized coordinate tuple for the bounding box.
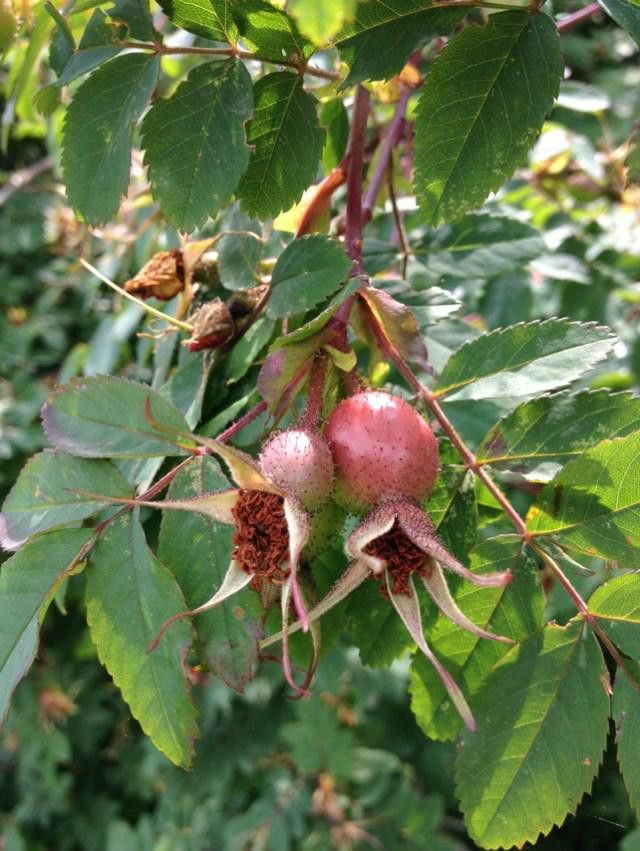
(301, 355, 328, 429)
(0, 155, 54, 206)
(216, 400, 268, 443)
(362, 86, 412, 222)
(345, 86, 370, 271)
(556, 2, 601, 32)
(386, 156, 411, 279)
(116, 41, 339, 81)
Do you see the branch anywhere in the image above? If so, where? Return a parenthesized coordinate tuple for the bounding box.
(345, 86, 370, 271)
(362, 86, 412, 222)
(556, 2, 601, 32)
(0, 155, 54, 206)
(116, 41, 339, 81)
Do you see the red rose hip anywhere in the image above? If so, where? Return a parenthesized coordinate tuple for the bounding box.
(325, 391, 439, 512)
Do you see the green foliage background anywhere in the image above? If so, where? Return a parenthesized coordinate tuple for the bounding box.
(1, 1, 640, 849)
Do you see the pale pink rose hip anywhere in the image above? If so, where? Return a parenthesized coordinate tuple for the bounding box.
(259, 428, 334, 509)
(325, 391, 439, 511)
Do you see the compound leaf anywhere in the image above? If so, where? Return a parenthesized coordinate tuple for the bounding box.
(0, 529, 93, 725)
(435, 319, 615, 402)
(455, 620, 609, 849)
(86, 514, 198, 768)
(414, 11, 562, 224)
(42, 376, 195, 458)
(0, 452, 131, 547)
(528, 433, 640, 566)
(142, 59, 253, 232)
(410, 536, 543, 741)
(158, 457, 262, 692)
(237, 72, 325, 220)
(267, 235, 352, 319)
(61, 52, 159, 225)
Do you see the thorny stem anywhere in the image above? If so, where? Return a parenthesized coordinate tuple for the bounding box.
(362, 86, 412, 222)
(301, 355, 328, 429)
(116, 41, 339, 81)
(216, 400, 268, 443)
(345, 86, 370, 271)
(556, 2, 601, 32)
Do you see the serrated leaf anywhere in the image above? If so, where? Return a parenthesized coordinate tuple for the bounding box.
(613, 664, 640, 819)
(455, 620, 609, 849)
(108, 0, 156, 41)
(588, 574, 640, 657)
(217, 204, 263, 290)
(142, 59, 253, 232)
(478, 391, 640, 468)
(267, 236, 352, 319)
(597, 0, 640, 44)
(414, 11, 562, 225)
(413, 215, 545, 280)
(528, 433, 640, 565)
(45, 2, 75, 76)
(376, 280, 462, 329)
(232, 0, 313, 61)
(156, 0, 236, 41)
(159, 457, 262, 691)
(410, 537, 543, 741)
(54, 8, 122, 86)
(224, 317, 275, 383)
(62, 53, 159, 225)
(0, 529, 93, 726)
(345, 578, 415, 667)
(435, 319, 615, 402)
(289, 0, 355, 44)
(0, 451, 131, 546)
(86, 514, 198, 767)
(237, 72, 325, 220)
(336, 0, 464, 88)
(42, 376, 195, 458)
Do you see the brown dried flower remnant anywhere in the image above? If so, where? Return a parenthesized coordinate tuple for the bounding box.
(364, 520, 428, 596)
(124, 249, 185, 300)
(232, 489, 290, 588)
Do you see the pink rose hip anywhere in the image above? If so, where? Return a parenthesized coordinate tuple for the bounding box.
(325, 391, 439, 512)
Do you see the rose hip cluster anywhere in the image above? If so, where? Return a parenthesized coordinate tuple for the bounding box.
(151, 388, 512, 727)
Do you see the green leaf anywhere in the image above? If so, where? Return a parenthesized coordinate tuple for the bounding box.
(86, 514, 198, 767)
(588, 574, 640, 657)
(0, 529, 93, 725)
(156, 0, 236, 41)
(61, 53, 159, 225)
(336, 0, 465, 88)
(289, 0, 355, 44)
(267, 236, 352, 319)
(141, 59, 252, 233)
(108, 0, 156, 41)
(346, 578, 415, 667)
(414, 11, 562, 225)
(0, 451, 131, 546)
(224, 317, 275, 383)
(528, 433, 640, 565)
(320, 97, 349, 172)
(237, 72, 325, 220)
(45, 2, 75, 76)
(413, 215, 545, 280)
(232, 0, 313, 62)
(410, 537, 543, 741)
(158, 457, 261, 692)
(54, 8, 122, 86)
(597, 0, 640, 44)
(435, 319, 615, 402)
(455, 620, 609, 849)
(613, 664, 640, 819)
(42, 376, 195, 458)
(217, 204, 263, 290)
(478, 390, 640, 468)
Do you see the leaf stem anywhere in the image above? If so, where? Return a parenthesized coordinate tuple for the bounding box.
(215, 400, 268, 443)
(345, 86, 370, 271)
(301, 355, 328, 429)
(116, 41, 340, 81)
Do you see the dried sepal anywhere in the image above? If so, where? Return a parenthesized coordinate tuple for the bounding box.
(124, 249, 185, 301)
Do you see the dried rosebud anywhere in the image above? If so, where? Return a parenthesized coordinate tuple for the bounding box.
(124, 249, 185, 301)
(185, 299, 235, 352)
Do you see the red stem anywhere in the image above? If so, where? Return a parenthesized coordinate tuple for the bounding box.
(362, 87, 412, 222)
(301, 356, 328, 429)
(556, 2, 601, 32)
(216, 400, 268, 443)
(345, 86, 370, 271)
